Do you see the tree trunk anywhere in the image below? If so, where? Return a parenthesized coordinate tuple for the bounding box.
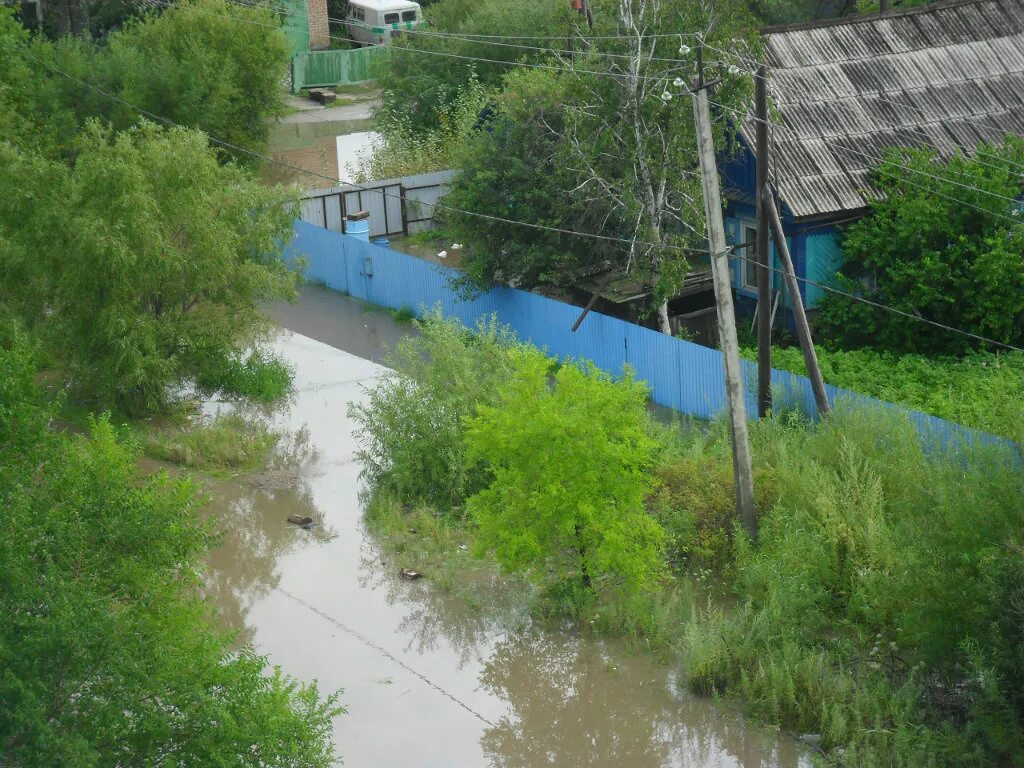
(575, 522, 592, 590)
(657, 300, 671, 335)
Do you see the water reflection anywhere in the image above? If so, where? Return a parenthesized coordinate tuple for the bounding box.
(188, 304, 811, 768)
(357, 540, 530, 666)
(202, 425, 335, 646)
(480, 632, 805, 768)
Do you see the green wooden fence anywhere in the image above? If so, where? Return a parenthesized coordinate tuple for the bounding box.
(280, 0, 310, 58)
(292, 46, 389, 92)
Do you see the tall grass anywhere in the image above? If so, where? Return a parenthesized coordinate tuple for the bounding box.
(680, 409, 1024, 766)
(743, 345, 1024, 443)
(143, 412, 280, 472)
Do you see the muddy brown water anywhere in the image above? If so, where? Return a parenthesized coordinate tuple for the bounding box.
(187, 286, 811, 767)
(263, 116, 378, 189)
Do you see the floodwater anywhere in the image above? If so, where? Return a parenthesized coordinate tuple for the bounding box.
(264, 113, 379, 188)
(194, 286, 811, 767)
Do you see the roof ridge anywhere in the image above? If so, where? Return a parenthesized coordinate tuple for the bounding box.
(760, 0, 1001, 36)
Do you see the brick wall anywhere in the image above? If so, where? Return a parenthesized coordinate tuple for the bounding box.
(307, 0, 330, 50)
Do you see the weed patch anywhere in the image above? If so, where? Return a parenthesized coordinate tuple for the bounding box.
(142, 412, 280, 473)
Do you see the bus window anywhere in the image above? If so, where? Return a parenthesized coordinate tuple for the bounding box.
(384, 11, 399, 23)
(401, 9, 416, 20)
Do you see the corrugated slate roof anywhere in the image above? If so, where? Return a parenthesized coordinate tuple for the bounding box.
(742, 0, 1024, 220)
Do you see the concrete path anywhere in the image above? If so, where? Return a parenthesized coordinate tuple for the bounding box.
(282, 91, 381, 124)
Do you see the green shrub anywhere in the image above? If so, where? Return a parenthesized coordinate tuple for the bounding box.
(197, 347, 294, 402)
(348, 309, 518, 509)
(389, 305, 416, 324)
(814, 142, 1024, 355)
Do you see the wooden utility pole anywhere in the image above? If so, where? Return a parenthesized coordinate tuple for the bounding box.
(880, 0, 890, 12)
(691, 83, 757, 540)
(762, 188, 831, 415)
(755, 65, 772, 419)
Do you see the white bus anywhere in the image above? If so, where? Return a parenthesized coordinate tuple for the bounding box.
(344, 0, 422, 46)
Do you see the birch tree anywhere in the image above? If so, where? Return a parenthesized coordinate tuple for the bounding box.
(556, 0, 755, 332)
(445, 0, 755, 331)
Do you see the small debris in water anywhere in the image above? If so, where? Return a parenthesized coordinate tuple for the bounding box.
(400, 568, 422, 581)
(287, 515, 314, 526)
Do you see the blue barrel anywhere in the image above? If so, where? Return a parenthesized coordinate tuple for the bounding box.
(373, 238, 390, 249)
(344, 218, 370, 242)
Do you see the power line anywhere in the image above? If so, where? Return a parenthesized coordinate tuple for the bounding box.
(21, 36, 1023, 352)
(277, 588, 496, 727)
(222, 0, 700, 64)
(392, 27, 699, 67)
(174, 0, 1024, 211)
(727, 248, 1024, 353)
(147, 0, 697, 84)
(20, 49, 718, 259)
(375, 29, 701, 41)
(224, 0, 703, 41)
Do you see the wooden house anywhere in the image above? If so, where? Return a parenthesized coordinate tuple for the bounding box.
(721, 0, 1024, 316)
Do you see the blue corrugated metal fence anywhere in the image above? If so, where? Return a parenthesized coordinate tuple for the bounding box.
(285, 220, 1017, 454)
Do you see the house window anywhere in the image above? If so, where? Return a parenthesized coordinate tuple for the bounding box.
(384, 12, 400, 23)
(401, 9, 417, 20)
(350, 6, 365, 21)
(741, 223, 759, 291)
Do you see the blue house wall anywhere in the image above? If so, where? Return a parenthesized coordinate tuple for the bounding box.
(718, 139, 843, 312)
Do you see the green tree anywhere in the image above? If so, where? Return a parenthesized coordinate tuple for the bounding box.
(1, 0, 288, 163)
(442, 0, 756, 331)
(464, 349, 664, 595)
(444, 68, 622, 290)
(39, 0, 150, 39)
(0, 341, 341, 766)
(0, 121, 299, 413)
(109, 0, 290, 162)
(380, 0, 574, 134)
(815, 142, 1024, 354)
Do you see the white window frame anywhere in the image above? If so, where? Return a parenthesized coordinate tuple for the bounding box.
(738, 219, 760, 292)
